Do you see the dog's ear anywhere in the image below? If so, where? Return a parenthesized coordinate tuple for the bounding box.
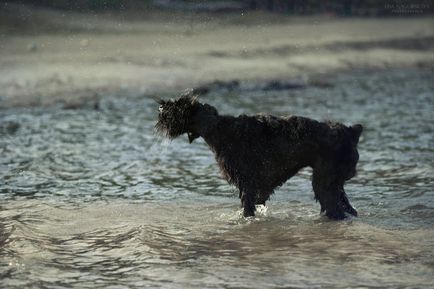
(350, 124, 363, 142)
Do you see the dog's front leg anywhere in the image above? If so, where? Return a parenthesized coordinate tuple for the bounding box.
(240, 190, 256, 217)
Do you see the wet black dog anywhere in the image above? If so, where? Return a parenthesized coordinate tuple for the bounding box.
(156, 92, 362, 219)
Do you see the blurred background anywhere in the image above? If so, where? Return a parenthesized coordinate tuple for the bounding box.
(3, 0, 434, 15)
(0, 0, 433, 107)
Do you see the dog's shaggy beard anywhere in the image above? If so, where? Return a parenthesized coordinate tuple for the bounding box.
(155, 94, 198, 139)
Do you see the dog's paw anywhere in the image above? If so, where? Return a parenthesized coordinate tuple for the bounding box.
(345, 206, 358, 217)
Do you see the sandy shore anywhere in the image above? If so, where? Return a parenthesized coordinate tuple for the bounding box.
(0, 4, 433, 108)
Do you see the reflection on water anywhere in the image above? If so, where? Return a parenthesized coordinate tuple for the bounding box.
(1, 68, 433, 288)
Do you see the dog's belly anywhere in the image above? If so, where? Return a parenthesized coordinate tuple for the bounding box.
(217, 146, 305, 191)
(259, 158, 303, 189)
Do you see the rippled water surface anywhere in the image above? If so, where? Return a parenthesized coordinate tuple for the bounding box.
(1, 69, 433, 288)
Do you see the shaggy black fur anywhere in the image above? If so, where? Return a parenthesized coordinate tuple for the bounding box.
(156, 92, 363, 220)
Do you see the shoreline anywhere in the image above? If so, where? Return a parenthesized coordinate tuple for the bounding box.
(1, 5, 433, 108)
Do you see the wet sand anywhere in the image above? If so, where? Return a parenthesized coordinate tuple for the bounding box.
(0, 4, 433, 108)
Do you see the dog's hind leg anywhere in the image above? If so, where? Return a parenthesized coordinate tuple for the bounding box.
(241, 190, 256, 217)
(313, 187, 325, 213)
(312, 169, 345, 220)
(312, 172, 326, 214)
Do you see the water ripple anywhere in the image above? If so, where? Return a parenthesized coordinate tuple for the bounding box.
(1, 68, 433, 288)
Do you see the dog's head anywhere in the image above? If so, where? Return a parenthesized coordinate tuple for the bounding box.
(155, 92, 200, 142)
(156, 91, 219, 143)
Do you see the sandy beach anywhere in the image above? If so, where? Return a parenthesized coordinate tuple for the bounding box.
(0, 4, 433, 108)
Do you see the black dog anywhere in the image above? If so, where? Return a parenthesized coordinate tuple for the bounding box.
(156, 93, 362, 219)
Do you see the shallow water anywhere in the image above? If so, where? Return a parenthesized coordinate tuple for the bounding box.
(1, 68, 433, 288)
